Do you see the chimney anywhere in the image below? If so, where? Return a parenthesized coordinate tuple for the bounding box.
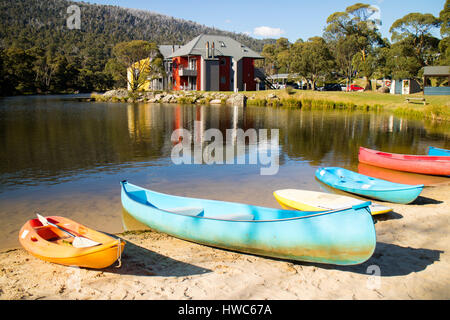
(206, 41, 210, 58)
(212, 42, 215, 59)
(172, 45, 175, 53)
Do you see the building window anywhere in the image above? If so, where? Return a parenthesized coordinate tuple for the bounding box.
(220, 58, 226, 66)
(189, 59, 197, 70)
(221, 76, 227, 84)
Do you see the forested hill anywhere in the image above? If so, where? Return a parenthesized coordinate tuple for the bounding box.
(0, 0, 272, 50)
(0, 0, 274, 94)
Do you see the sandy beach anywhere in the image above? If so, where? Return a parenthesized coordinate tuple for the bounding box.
(0, 184, 449, 300)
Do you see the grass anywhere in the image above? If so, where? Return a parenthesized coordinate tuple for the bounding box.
(244, 90, 450, 121)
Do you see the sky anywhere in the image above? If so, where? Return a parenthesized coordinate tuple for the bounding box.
(83, 0, 446, 42)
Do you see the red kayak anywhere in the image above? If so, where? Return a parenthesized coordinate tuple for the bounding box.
(358, 147, 450, 176)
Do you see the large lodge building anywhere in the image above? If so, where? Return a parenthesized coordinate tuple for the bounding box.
(128, 34, 264, 92)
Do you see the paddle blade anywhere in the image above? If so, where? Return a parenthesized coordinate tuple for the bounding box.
(36, 213, 101, 248)
(72, 237, 101, 248)
(36, 213, 49, 226)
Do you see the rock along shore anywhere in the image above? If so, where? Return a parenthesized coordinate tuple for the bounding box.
(91, 89, 247, 107)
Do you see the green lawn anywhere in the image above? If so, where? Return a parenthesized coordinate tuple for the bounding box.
(242, 89, 450, 121)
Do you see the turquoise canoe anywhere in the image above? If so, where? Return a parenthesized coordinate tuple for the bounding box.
(121, 181, 376, 265)
(428, 146, 450, 157)
(315, 167, 424, 204)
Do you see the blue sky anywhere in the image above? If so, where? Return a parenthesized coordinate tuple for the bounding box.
(83, 0, 445, 42)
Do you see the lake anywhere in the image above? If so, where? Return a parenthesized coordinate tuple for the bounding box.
(1, 95, 449, 249)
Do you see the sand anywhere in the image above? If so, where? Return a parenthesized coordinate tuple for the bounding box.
(0, 184, 449, 300)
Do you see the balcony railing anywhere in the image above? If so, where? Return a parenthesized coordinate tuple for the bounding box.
(179, 67, 197, 77)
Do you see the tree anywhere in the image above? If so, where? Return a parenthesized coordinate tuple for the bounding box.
(324, 3, 384, 88)
(0, 49, 6, 96)
(441, 0, 450, 37)
(335, 35, 360, 88)
(261, 38, 292, 75)
(379, 41, 422, 80)
(291, 37, 334, 90)
(325, 4, 383, 60)
(261, 44, 277, 76)
(109, 40, 164, 92)
(390, 13, 441, 67)
(352, 51, 377, 87)
(439, 0, 450, 65)
(2, 47, 36, 94)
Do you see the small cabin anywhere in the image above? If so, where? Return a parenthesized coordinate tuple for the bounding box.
(389, 78, 421, 95)
(423, 66, 450, 96)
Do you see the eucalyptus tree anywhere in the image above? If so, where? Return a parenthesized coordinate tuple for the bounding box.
(438, 0, 450, 65)
(261, 44, 277, 76)
(324, 3, 384, 88)
(441, 0, 450, 36)
(261, 38, 292, 75)
(389, 13, 441, 67)
(107, 40, 164, 92)
(379, 42, 422, 79)
(291, 37, 335, 90)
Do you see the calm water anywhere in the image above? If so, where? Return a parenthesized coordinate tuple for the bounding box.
(1, 95, 449, 249)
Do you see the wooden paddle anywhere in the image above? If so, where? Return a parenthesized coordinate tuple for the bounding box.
(36, 213, 101, 248)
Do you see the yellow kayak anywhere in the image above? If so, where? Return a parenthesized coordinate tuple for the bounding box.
(274, 189, 392, 215)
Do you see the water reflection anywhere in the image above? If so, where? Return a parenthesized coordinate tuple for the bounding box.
(358, 163, 450, 186)
(0, 96, 449, 191)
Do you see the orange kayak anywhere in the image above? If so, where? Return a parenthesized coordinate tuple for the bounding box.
(358, 147, 450, 176)
(19, 216, 125, 269)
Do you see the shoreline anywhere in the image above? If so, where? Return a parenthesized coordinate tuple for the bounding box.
(1, 184, 449, 300)
(91, 89, 450, 121)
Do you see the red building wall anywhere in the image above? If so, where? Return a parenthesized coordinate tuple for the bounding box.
(242, 58, 256, 91)
(172, 55, 201, 91)
(172, 56, 187, 91)
(195, 57, 201, 90)
(219, 56, 231, 91)
(173, 55, 254, 92)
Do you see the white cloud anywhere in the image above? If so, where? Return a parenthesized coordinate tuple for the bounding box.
(225, 19, 232, 24)
(253, 26, 285, 38)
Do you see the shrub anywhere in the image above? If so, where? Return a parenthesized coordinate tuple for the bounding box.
(285, 86, 295, 95)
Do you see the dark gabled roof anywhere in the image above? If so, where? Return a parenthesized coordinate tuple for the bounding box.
(423, 66, 450, 76)
(168, 34, 262, 60)
(158, 45, 183, 59)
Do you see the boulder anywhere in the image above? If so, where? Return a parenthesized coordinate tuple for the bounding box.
(377, 86, 390, 93)
(161, 95, 174, 103)
(226, 93, 247, 107)
(103, 88, 129, 99)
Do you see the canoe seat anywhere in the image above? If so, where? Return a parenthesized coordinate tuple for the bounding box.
(165, 207, 204, 217)
(211, 213, 254, 221)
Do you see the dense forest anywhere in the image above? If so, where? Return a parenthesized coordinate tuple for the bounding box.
(0, 0, 274, 95)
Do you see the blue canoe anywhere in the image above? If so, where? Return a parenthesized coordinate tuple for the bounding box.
(315, 167, 424, 204)
(121, 181, 376, 265)
(428, 146, 450, 157)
